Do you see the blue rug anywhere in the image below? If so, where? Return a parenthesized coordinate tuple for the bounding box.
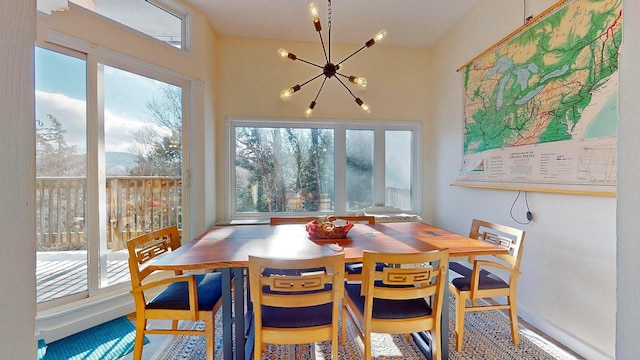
(38, 316, 147, 360)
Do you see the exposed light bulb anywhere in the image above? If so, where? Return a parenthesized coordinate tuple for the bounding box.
(277, 48, 289, 58)
(305, 101, 316, 118)
(277, 48, 297, 61)
(304, 108, 314, 118)
(309, 3, 322, 31)
(349, 76, 367, 89)
(309, 3, 319, 19)
(280, 88, 294, 101)
(374, 29, 388, 42)
(355, 98, 371, 114)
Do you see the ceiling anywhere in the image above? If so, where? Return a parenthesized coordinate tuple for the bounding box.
(185, 0, 481, 48)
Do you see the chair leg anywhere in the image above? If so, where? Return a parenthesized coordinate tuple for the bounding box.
(133, 317, 147, 360)
(331, 327, 339, 360)
(364, 329, 372, 360)
(430, 327, 441, 360)
(455, 293, 466, 352)
(205, 314, 214, 360)
(171, 319, 179, 330)
(254, 330, 262, 360)
(508, 297, 520, 346)
(341, 305, 347, 345)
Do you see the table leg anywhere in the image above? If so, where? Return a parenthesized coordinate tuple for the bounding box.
(442, 267, 450, 360)
(221, 268, 233, 360)
(232, 267, 246, 360)
(410, 266, 450, 360)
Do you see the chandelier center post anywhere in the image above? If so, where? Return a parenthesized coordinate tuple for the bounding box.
(323, 63, 338, 78)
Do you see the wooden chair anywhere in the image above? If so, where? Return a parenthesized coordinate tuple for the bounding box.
(342, 249, 449, 360)
(126, 226, 224, 360)
(248, 253, 345, 360)
(448, 219, 526, 352)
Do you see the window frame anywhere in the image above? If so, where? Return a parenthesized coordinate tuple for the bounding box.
(35, 37, 193, 310)
(227, 118, 421, 221)
(68, 0, 193, 53)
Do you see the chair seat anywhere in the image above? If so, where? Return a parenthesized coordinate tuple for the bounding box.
(450, 270, 508, 291)
(261, 303, 333, 328)
(147, 272, 224, 311)
(448, 261, 473, 277)
(345, 282, 432, 319)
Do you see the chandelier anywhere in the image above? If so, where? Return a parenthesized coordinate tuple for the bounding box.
(278, 1, 387, 117)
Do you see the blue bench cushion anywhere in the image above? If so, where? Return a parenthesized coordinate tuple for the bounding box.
(147, 272, 224, 311)
(345, 282, 432, 320)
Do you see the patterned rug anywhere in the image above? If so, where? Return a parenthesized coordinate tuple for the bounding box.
(148, 296, 580, 360)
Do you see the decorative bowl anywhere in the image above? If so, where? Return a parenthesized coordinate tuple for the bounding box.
(306, 217, 354, 239)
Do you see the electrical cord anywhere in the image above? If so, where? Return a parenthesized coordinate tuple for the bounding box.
(510, 191, 532, 225)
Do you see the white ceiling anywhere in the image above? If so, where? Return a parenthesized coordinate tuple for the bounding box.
(185, 0, 481, 48)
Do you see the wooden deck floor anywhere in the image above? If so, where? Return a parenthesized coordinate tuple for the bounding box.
(36, 250, 130, 303)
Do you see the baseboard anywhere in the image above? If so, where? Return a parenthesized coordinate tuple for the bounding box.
(35, 289, 135, 343)
(518, 306, 613, 360)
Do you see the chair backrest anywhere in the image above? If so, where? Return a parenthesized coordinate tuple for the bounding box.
(126, 226, 182, 287)
(249, 254, 344, 309)
(248, 253, 345, 324)
(270, 215, 375, 225)
(469, 219, 525, 271)
(360, 249, 449, 322)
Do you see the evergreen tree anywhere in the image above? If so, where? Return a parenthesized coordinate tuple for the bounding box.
(36, 114, 83, 176)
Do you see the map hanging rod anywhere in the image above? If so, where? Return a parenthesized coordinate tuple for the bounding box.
(456, 0, 572, 72)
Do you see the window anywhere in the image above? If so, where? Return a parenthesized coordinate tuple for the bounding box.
(35, 44, 186, 307)
(72, 0, 189, 50)
(230, 119, 420, 219)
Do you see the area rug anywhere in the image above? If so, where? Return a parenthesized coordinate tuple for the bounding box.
(38, 316, 146, 360)
(149, 296, 581, 360)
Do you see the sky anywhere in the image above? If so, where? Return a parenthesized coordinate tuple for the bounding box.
(34, 46, 177, 154)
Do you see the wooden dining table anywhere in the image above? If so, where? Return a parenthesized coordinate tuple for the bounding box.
(147, 221, 508, 360)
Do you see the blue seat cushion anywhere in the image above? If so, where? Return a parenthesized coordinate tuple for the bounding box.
(449, 261, 473, 277)
(261, 303, 333, 328)
(147, 272, 224, 311)
(345, 262, 388, 275)
(451, 270, 508, 291)
(345, 282, 432, 319)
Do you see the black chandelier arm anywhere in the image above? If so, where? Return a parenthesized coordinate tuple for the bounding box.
(299, 72, 326, 88)
(335, 71, 360, 80)
(317, 31, 329, 64)
(334, 75, 358, 100)
(294, 56, 325, 70)
(313, 77, 329, 102)
(336, 44, 368, 67)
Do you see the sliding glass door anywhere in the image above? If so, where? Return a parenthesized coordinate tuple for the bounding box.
(35, 45, 185, 307)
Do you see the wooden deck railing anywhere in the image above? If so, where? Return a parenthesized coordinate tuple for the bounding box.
(36, 176, 182, 251)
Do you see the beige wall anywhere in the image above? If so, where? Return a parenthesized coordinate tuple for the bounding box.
(0, 0, 37, 356)
(430, 0, 616, 358)
(214, 37, 432, 221)
(617, 1, 640, 358)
